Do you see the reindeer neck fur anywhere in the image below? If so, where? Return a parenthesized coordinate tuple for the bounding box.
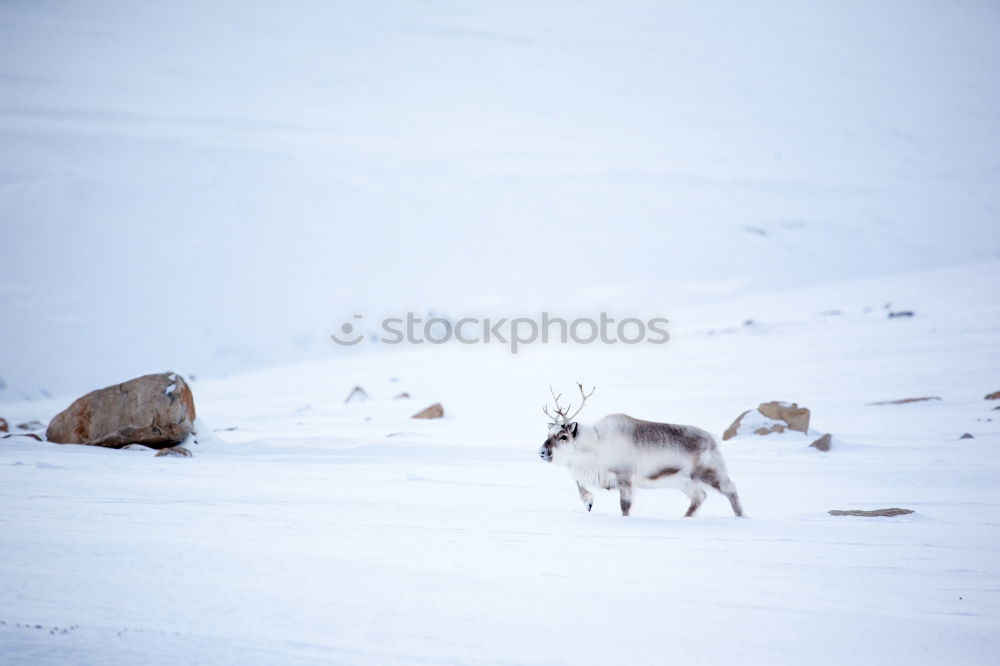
(553, 422, 625, 488)
(565, 422, 599, 454)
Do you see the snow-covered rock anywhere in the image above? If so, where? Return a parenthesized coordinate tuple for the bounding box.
(723, 401, 811, 440)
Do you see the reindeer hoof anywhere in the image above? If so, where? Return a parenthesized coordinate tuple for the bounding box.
(586, 502, 593, 512)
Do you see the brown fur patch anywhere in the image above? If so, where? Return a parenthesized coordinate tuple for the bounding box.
(693, 467, 722, 490)
(649, 467, 681, 480)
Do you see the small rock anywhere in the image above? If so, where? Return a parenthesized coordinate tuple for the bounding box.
(2, 433, 42, 441)
(412, 403, 444, 419)
(868, 396, 940, 405)
(809, 433, 832, 451)
(887, 311, 914, 318)
(16, 420, 45, 431)
(959, 432, 974, 440)
(994, 406, 1000, 411)
(344, 386, 369, 404)
(46, 372, 196, 449)
(393, 392, 411, 400)
(0, 417, 7, 432)
(829, 508, 914, 517)
(154, 446, 192, 457)
(985, 391, 1000, 400)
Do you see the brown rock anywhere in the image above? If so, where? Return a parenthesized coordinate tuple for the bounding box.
(46, 373, 196, 449)
(986, 391, 1000, 400)
(757, 401, 810, 433)
(393, 392, 411, 400)
(2, 433, 43, 442)
(868, 396, 940, 405)
(753, 424, 786, 436)
(16, 420, 45, 431)
(810, 433, 832, 451)
(155, 446, 192, 457)
(412, 403, 444, 419)
(828, 508, 914, 517)
(0, 417, 7, 433)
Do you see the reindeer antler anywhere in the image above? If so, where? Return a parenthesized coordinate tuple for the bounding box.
(542, 386, 565, 424)
(543, 382, 595, 425)
(564, 381, 595, 422)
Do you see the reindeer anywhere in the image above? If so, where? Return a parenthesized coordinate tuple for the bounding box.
(537, 383, 743, 518)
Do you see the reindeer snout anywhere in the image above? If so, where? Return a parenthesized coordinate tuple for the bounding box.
(538, 444, 552, 462)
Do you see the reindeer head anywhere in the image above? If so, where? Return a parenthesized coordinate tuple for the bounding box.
(538, 382, 594, 462)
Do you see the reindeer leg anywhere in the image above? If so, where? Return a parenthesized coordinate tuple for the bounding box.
(715, 476, 744, 517)
(575, 481, 594, 512)
(682, 478, 707, 517)
(616, 474, 633, 516)
(724, 485, 744, 517)
(695, 467, 744, 517)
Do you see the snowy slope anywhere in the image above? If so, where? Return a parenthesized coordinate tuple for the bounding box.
(2, 1, 1000, 396)
(2, 2, 999, 662)
(2, 262, 999, 665)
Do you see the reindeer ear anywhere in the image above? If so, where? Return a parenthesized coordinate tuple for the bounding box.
(569, 422, 579, 437)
